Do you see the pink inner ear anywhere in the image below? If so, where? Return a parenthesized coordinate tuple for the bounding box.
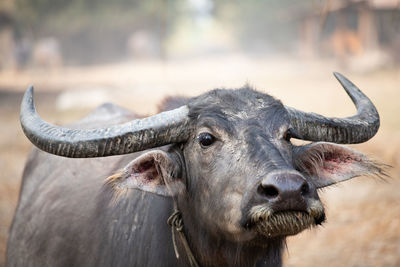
(295, 143, 380, 188)
(110, 150, 183, 197)
(130, 159, 163, 186)
(300, 145, 363, 176)
(321, 151, 361, 174)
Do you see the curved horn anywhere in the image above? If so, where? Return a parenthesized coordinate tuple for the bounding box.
(286, 72, 379, 144)
(20, 86, 190, 158)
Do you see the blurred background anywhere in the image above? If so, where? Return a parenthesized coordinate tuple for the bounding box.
(0, 0, 399, 266)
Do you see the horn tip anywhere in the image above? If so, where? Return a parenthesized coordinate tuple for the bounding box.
(27, 85, 34, 93)
(332, 72, 358, 94)
(24, 85, 35, 99)
(333, 71, 345, 81)
(21, 85, 36, 114)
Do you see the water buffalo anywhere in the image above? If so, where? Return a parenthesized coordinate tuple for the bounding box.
(7, 73, 385, 267)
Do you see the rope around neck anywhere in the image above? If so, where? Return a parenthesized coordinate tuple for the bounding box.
(167, 209, 200, 267)
(157, 162, 200, 267)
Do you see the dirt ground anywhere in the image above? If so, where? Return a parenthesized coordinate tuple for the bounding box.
(0, 55, 399, 266)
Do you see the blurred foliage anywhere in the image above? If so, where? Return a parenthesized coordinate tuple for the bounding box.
(15, 0, 184, 34)
(14, 0, 322, 43)
(9, 0, 328, 63)
(13, 0, 186, 63)
(214, 0, 320, 52)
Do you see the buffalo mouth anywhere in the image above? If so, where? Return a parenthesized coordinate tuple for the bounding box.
(247, 203, 325, 238)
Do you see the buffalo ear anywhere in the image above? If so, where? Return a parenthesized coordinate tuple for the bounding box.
(293, 142, 387, 188)
(106, 150, 184, 197)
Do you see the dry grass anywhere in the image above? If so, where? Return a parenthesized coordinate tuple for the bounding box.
(0, 55, 399, 266)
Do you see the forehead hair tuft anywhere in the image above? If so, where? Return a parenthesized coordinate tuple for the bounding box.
(187, 87, 285, 121)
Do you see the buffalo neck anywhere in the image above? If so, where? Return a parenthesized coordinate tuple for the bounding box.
(177, 198, 285, 267)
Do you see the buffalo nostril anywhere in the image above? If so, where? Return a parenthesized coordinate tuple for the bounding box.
(300, 183, 309, 196)
(259, 185, 279, 198)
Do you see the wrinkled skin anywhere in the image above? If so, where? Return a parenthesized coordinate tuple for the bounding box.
(8, 88, 384, 267)
(183, 89, 314, 240)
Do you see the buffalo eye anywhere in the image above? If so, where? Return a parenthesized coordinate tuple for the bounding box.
(283, 128, 293, 142)
(198, 133, 215, 148)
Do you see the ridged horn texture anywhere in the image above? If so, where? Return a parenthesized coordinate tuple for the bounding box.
(20, 86, 190, 158)
(286, 72, 380, 144)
